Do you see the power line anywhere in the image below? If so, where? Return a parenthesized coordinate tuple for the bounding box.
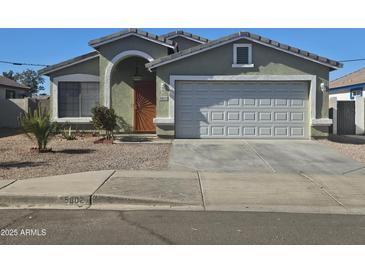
(339, 58, 365, 63)
(0, 60, 48, 67)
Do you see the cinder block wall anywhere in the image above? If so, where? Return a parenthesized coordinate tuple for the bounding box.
(0, 98, 29, 128)
(0, 98, 50, 128)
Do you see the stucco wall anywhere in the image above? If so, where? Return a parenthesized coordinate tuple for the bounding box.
(49, 57, 100, 78)
(154, 38, 331, 137)
(170, 36, 201, 51)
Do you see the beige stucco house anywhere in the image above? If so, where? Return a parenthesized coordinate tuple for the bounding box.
(39, 29, 343, 139)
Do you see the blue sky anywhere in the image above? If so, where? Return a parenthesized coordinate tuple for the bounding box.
(1, 28, 365, 94)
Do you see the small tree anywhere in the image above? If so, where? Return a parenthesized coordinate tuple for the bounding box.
(91, 106, 117, 140)
(19, 107, 58, 152)
(2, 69, 45, 95)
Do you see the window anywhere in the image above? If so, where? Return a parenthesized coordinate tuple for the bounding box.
(350, 88, 362, 100)
(233, 44, 253, 68)
(58, 82, 99, 118)
(5, 90, 16, 99)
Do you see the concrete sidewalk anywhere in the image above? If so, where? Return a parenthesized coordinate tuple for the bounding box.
(0, 170, 365, 214)
(0, 171, 114, 209)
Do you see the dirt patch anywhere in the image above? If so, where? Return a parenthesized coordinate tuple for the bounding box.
(317, 137, 365, 165)
(0, 134, 171, 180)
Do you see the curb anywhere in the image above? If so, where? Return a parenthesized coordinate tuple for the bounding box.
(0, 194, 92, 209)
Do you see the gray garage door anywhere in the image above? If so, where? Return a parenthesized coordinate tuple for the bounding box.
(175, 81, 309, 139)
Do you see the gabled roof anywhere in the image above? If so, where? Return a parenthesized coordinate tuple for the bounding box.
(0, 75, 30, 90)
(38, 51, 99, 75)
(146, 31, 343, 70)
(160, 30, 209, 44)
(330, 67, 365, 89)
(89, 28, 177, 49)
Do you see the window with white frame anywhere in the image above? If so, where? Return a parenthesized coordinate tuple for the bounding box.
(233, 44, 253, 67)
(350, 88, 362, 100)
(58, 82, 99, 118)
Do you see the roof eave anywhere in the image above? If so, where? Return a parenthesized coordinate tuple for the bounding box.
(146, 32, 342, 71)
(89, 31, 176, 50)
(0, 84, 30, 90)
(38, 53, 99, 76)
(168, 34, 206, 44)
(330, 82, 365, 91)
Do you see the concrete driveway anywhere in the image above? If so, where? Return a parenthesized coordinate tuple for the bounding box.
(168, 139, 365, 175)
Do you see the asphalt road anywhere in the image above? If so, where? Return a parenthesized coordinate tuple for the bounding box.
(0, 209, 365, 244)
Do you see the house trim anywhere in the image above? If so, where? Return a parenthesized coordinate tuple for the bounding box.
(103, 50, 154, 108)
(52, 74, 99, 122)
(153, 74, 321, 127)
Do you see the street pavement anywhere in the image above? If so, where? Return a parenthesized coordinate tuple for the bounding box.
(0, 209, 365, 244)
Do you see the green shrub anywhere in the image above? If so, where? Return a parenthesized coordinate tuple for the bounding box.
(91, 106, 117, 140)
(19, 107, 58, 152)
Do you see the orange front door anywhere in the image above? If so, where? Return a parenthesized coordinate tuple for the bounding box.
(134, 81, 156, 133)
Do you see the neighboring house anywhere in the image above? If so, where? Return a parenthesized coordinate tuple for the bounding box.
(0, 75, 30, 99)
(329, 67, 365, 101)
(39, 29, 343, 139)
(0, 76, 31, 128)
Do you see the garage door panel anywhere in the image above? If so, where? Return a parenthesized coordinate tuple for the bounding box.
(175, 81, 309, 139)
(274, 112, 289, 121)
(211, 111, 225, 121)
(258, 112, 272, 121)
(227, 111, 240, 121)
(274, 99, 289, 107)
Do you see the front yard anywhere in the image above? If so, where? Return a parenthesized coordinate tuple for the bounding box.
(318, 135, 365, 165)
(0, 132, 171, 180)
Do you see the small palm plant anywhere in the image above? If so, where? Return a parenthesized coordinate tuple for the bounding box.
(19, 107, 58, 152)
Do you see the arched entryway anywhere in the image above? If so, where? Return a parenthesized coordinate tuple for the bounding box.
(107, 51, 156, 133)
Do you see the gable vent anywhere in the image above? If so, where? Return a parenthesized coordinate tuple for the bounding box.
(236, 47, 249, 64)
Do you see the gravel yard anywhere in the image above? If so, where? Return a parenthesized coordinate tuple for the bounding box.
(0, 133, 171, 180)
(317, 136, 365, 165)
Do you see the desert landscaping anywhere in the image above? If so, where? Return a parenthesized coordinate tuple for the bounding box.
(0, 131, 170, 180)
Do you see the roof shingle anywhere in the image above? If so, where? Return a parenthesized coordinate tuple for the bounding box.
(0, 76, 30, 90)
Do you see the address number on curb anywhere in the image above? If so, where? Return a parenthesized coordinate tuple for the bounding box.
(64, 196, 87, 207)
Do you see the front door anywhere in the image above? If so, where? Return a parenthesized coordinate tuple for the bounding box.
(134, 81, 156, 133)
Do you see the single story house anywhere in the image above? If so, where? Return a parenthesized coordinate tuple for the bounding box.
(0, 75, 30, 99)
(330, 67, 365, 101)
(39, 29, 343, 139)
